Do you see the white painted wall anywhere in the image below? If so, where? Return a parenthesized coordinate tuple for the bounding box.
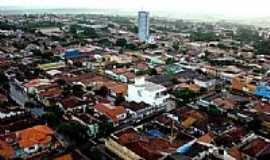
(126, 81, 169, 106)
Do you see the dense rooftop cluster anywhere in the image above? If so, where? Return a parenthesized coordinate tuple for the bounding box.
(0, 13, 270, 160)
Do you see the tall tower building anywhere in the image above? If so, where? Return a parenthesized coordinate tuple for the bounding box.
(138, 11, 150, 42)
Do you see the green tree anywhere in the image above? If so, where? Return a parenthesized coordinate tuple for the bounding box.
(234, 27, 260, 44)
(0, 101, 8, 108)
(248, 118, 262, 133)
(208, 105, 221, 115)
(174, 88, 198, 104)
(172, 41, 180, 51)
(254, 39, 270, 55)
(166, 58, 174, 64)
(69, 24, 78, 34)
(126, 43, 139, 50)
(191, 32, 219, 42)
(98, 38, 112, 48)
(41, 112, 58, 127)
(147, 43, 158, 49)
(95, 86, 109, 97)
(114, 96, 125, 106)
(72, 85, 85, 97)
(56, 79, 67, 87)
(147, 68, 158, 76)
(84, 28, 99, 39)
(98, 121, 114, 137)
(116, 38, 127, 47)
(80, 144, 104, 160)
(45, 105, 64, 118)
(57, 122, 88, 143)
(24, 101, 37, 108)
(0, 71, 9, 90)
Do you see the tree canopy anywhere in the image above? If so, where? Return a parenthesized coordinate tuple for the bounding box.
(190, 32, 219, 42)
(174, 88, 198, 104)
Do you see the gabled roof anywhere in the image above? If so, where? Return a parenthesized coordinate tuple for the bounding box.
(39, 87, 62, 98)
(198, 132, 215, 144)
(114, 128, 177, 160)
(241, 138, 270, 158)
(182, 117, 197, 128)
(255, 102, 270, 114)
(106, 84, 127, 94)
(0, 140, 15, 159)
(17, 125, 54, 148)
(60, 96, 83, 110)
(24, 79, 51, 88)
(95, 103, 126, 122)
(121, 101, 150, 112)
(228, 147, 245, 160)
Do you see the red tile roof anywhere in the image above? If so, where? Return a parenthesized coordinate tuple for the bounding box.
(0, 140, 15, 159)
(198, 132, 214, 144)
(61, 96, 82, 109)
(95, 103, 126, 122)
(17, 125, 54, 148)
(113, 68, 127, 74)
(106, 84, 127, 94)
(241, 138, 269, 157)
(39, 87, 62, 98)
(115, 128, 176, 160)
(255, 102, 270, 113)
(228, 147, 245, 160)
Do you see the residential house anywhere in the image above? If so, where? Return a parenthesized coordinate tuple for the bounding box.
(239, 136, 270, 160)
(255, 82, 270, 99)
(70, 113, 99, 138)
(231, 76, 257, 94)
(105, 127, 178, 160)
(106, 83, 128, 98)
(57, 96, 87, 112)
(193, 76, 216, 89)
(0, 139, 15, 159)
(95, 103, 127, 125)
(0, 125, 61, 159)
(37, 62, 66, 71)
(121, 101, 155, 123)
(105, 69, 128, 83)
(126, 77, 170, 110)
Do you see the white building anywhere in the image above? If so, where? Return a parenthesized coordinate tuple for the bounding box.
(138, 11, 150, 42)
(126, 77, 170, 109)
(194, 78, 216, 89)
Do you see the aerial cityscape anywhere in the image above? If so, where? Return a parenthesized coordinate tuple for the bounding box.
(1, 0, 270, 160)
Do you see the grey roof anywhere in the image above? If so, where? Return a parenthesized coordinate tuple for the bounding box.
(164, 153, 192, 160)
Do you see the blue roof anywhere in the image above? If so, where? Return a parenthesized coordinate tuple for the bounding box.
(64, 49, 80, 58)
(145, 129, 163, 138)
(255, 85, 270, 99)
(176, 145, 191, 154)
(176, 140, 196, 154)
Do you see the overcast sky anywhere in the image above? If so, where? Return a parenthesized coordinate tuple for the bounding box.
(1, 0, 270, 17)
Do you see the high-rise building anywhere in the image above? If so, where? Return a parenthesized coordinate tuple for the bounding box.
(138, 11, 150, 42)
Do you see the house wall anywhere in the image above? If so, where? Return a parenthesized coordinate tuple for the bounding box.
(126, 85, 169, 106)
(24, 144, 39, 154)
(126, 106, 155, 122)
(194, 79, 216, 88)
(105, 138, 143, 160)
